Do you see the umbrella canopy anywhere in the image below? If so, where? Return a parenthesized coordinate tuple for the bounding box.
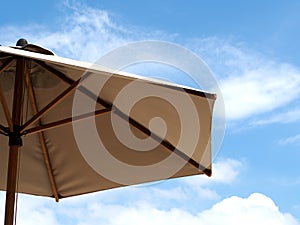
(0, 39, 216, 225)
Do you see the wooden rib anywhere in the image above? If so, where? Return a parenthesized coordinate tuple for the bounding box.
(152, 82, 217, 100)
(24, 108, 111, 135)
(0, 84, 13, 131)
(34, 60, 110, 107)
(0, 55, 13, 61)
(0, 58, 14, 74)
(0, 58, 15, 131)
(0, 124, 7, 135)
(0, 124, 7, 131)
(33, 60, 75, 84)
(21, 72, 91, 132)
(24, 67, 60, 202)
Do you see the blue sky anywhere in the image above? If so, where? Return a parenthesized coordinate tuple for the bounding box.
(1, 0, 300, 224)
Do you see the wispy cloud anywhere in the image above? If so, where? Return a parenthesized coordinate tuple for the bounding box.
(0, 2, 172, 62)
(189, 38, 300, 122)
(0, 3, 132, 61)
(251, 108, 300, 126)
(279, 134, 300, 145)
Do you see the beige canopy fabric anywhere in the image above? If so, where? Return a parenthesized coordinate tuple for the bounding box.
(0, 43, 216, 202)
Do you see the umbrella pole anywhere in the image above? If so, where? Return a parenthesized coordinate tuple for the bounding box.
(4, 57, 25, 225)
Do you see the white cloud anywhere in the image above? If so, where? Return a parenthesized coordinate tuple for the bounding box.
(188, 38, 300, 122)
(220, 61, 300, 120)
(72, 193, 299, 225)
(279, 134, 300, 145)
(251, 108, 300, 126)
(0, 2, 173, 63)
(211, 158, 243, 183)
(3, 192, 297, 225)
(197, 193, 299, 225)
(37, 4, 132, 61)
(0, 193, 60, 225)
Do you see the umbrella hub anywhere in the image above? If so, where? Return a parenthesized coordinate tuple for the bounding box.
(12, 38, 55, 55)
(16, 38, 28, 47)
(8, 125, 23, 147)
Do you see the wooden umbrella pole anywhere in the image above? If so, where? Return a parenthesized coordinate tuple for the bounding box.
(4, 57, 25, 225)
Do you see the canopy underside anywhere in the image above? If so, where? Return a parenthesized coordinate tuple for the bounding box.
(0, 45, 215, 200)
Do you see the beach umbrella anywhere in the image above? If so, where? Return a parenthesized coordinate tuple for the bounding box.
(0, 39, 216, 225)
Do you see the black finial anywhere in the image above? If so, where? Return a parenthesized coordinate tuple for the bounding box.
(16, 38, 28, 47)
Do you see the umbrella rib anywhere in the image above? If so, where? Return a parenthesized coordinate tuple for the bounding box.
(33, 60, 75, 84)
(21, 73, 91, 133)
(0, 58, 15, 131)
(0, 55, 14, 61)
(24, 67, 60, 202)
(0, 124, 8, 135)
(23, 108, 112, 135)
(34, 60, 111, 108)
(0, 84, 13, 131)
(0, 58, 14, 74)
(151, 82, 217, 100)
